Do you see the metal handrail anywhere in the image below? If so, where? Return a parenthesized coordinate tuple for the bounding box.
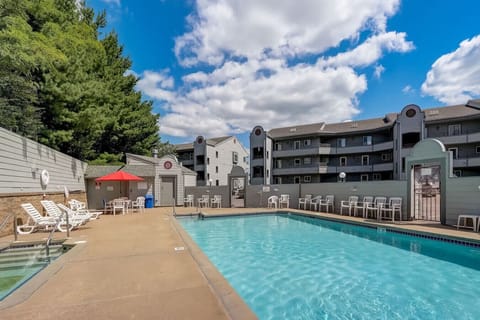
(45, 209, 70, 259)
(0, 212, 18, 241)
(172, 197, 176, 216)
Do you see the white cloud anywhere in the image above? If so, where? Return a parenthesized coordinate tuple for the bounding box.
(374, 64, 385, 79)
(421, 34, 480, 105)
(402, 85, 414, 94)
(136, 0, 415, 139)
(101, 0, 121, 6)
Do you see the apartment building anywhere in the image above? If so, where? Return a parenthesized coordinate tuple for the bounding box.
(175, 136, 249, 186)
(250, 99, 480, 184)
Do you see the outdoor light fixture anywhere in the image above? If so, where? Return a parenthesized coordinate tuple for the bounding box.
(209, 179, 213, 187)
(339, 172, 346, 182)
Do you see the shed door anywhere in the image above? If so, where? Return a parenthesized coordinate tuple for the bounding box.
(160, 176, 175, 206)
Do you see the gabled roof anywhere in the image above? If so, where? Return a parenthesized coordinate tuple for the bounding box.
(174, 136, 233, 150)
(175, 142, 194, 151)
(424, 101, 480, 122)
(85, 165, 156, 178)
(206, 136, 231, 146)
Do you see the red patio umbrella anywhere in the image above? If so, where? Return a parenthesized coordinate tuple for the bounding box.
(95, 170, 144, 182)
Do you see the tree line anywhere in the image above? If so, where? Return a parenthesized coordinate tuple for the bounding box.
(0, 0, 174, 163)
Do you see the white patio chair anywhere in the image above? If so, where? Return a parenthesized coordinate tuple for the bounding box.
(340, 196, 358, 216)
(353, 196, 374, 218)
(380, 197, 403, 221)
(298, 194, 312, 210)
(112, 199, 126, 215)
(319, 195, 335, 213)
(278, 194, 290, 208)
(184, 194, 194, 207)
(197, 195, 210, 208)
(131, 196, 145, 213)
(365, 196, 387, 220)
(211, 195, 222, 208)
(310, 196, 322, 211)
(267, 195, 278, 208)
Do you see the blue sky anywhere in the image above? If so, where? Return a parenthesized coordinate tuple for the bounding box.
(87, 0, 480, 147)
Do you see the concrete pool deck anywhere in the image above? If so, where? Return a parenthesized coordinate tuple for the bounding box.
(0, 207, 479, 319)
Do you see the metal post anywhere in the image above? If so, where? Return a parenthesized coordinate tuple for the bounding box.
(172, 197, 176, 216)
(66, 211, 70, 238)
(13, 214, 18, 241)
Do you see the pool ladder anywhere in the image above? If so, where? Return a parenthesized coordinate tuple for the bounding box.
(45, 210, 70, 261)
(0, 212, 18, 242)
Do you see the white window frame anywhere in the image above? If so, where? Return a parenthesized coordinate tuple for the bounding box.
(360, 174, 369, 181)
(448, 147, 458, 160)
(363, 136, 372, 146)
(294, 140, 301, 150)
(373, 173, 381, 181)
(232, 151, 238, 164)
(338, 138, 346, 148)
(381, 153, 391, 161)
(448, 124, 461, 136)
(294, 176, 301, 184)
(276, 159, 282, 169)
(303, 176, 311, 183)
(304, 139, 311, 146)
(340, 156, 347, 166)
(294, 158, 301, 167)
(304, 157, 311, 165)
(362, 155, 369, 166)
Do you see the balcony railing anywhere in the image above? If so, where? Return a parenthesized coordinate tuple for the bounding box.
(271, 162, 394, 175)
(429, 131, 480, 145)
(452, 156, 480, 168)
(272, 141, 394, 157)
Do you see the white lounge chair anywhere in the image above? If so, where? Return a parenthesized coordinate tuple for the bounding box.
(267, 195, 278, 208)
(211, 195, 222, 208)
(19, 203, 71, 234)
(131, 196, 145, 213)
(319, 195, 334, 213)
(279, 194, 290, 208)
(340, 196, 358, 216)
(41, 200, 88, 227)
(298, 194, 312, 210)
(310, 196, 322, 211)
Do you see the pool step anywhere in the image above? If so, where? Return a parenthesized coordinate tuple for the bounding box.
(0, 261, 48, 272)
(0, 245, 64, 272)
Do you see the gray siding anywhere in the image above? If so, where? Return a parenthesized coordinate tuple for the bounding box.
(445, 176, 480, 225)
(0, 127, 86, 194)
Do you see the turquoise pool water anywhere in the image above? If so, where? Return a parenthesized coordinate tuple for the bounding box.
(179, 214, 480, 320)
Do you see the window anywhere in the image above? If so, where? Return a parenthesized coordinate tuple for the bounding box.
(216, 179, 219, 186)
(274, 177, 282, 184)
(304, 157, 311, 165)
(340, 156, 347, 166)
(401, 157, 405, 173)
(453, 169, 462, 177)
(362, 155, 369, 166)
(266, 151, 269, 159)
(294, 140, 301, 149)
(476, 146, 480, 154)
(294, 158, 301, 166)
(373, 173, 381, 180)
(216, 151, 218, 158)
(406, 108, 416, 117)
(402, 132, 420, 148)
(207, 157, 210, 165)
(304, 139, 311, 146)
(361, 174, 369, 181)
(276, 159, 282, 168)
(253, 166, 264, 178)
(232, 151, 238, 164)
(252, 147, 264, 159)
(448, 147, 458, 159)
(363, 136, 372, 146)
(448, 124, 461, 136)
(275, 143, 282, 151)
(304, 176, 311, 183)
(215, 166, 218, 173)
(338, 138, 346, 148)
(266, 169, 269, 178)
(207, 173, 210, 180)
(294, 176, 301, 184)
(381, 153, 391, 161)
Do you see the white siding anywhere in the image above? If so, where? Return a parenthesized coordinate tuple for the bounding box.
(0, 128, 87, 194)
(206, 137, 249, 186)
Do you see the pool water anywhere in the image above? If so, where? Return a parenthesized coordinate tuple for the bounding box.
(180, 214, 480, 320)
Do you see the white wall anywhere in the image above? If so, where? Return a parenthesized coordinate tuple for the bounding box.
(0, 127, 86, 194)
(206, 137, 249, 186)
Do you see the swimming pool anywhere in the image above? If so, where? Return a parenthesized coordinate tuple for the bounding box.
(179, 213, 480, 320)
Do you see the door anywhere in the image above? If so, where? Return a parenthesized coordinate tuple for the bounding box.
(230, 177, 245, 208)
(412, 165, 441, 221)
(160, 176, 175, 206)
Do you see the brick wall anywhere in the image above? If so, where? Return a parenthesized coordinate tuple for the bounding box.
(0, 191, 87, 238)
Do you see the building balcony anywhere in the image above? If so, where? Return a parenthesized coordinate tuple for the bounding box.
(195, 164, 205, 171)
(272, 147, 322, 158)
(453, 156, 480, 168)
(432, 131, 480, 145)
(272, 141, 394, 158)
(372, 162, 394, 171)
(272, 163, 335, 175)
(250, 158, 265, 166)
(179, 159, 193, 166)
